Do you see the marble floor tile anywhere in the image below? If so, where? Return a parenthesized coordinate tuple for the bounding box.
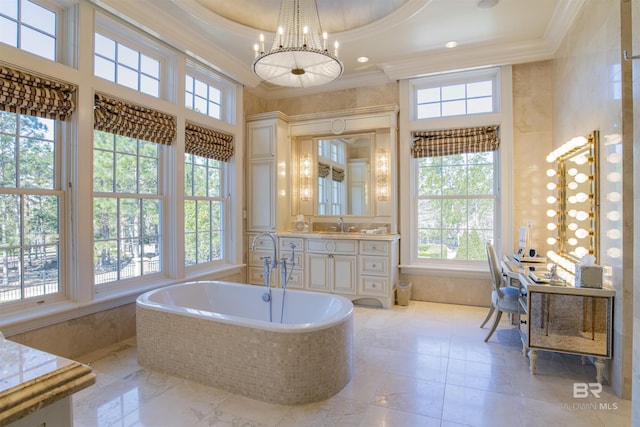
(70, 301, 631, 427)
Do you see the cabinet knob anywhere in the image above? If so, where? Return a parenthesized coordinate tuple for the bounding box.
(372, 284, 377, 288)
(372, 264, 377, 268)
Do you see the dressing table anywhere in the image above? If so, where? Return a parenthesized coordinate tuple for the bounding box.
(502, 257, 614, 384)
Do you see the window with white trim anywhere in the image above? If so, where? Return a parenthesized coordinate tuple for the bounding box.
(94, 32, 161, 97)
(185, 61, 236, 125)
(0, 0, 57, 61)
(0, 111, 62, 302)
(409, 68, 503, 265)
(93, 131, 162, 286)
(184, 154, 225, 266)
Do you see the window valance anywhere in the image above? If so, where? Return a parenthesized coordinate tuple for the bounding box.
(185, 122, 234, 162)
(94, 93, 176, 145)
(318, 162, 330, 178)
(411, 125, 499, 158)
(332, 167, 345, 182)
(0, 65, 76, 120)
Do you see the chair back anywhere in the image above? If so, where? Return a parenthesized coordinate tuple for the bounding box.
(485, 243, 505, 297)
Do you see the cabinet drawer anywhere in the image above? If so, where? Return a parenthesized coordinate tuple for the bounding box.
(359, 240, 390, 256)
(360, 256, 389, 276)
(283, 269, 304, 289)
(248, 234, 275, 251)
(279, 237, 304, 251)
(249, 251, 275, 267)
(359, 276, 388, 296)
(306, 239, 357, 254)
(248, 266, 275, 285)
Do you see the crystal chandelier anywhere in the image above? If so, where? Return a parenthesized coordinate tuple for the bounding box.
(252, 0, 343, 88)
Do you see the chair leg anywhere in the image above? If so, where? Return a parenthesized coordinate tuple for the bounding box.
(484, 310, 503, 342)
(480, 305, 495, 328)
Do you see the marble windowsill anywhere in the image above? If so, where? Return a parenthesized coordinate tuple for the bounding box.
(0, 338, 96, 425)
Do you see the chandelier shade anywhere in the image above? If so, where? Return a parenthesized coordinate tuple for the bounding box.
(252, 0, 343, 88)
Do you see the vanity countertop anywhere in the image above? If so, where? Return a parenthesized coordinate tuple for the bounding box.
(0, 338, 96, 425)
(278, 231, 400, 241)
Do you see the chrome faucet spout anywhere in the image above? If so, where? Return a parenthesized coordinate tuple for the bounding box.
(250, 232, 278, 290)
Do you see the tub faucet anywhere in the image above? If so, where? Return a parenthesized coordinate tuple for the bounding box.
(251, 232, 278, 290)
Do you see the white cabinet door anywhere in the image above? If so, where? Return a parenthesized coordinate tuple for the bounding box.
(333, 255, 357, 294)
(247, 159, 275, 231)
(306, 253, 331, 291)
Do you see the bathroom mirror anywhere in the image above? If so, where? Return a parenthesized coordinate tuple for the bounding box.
(310, 133, 374, 216)
(555, 131, 599, 264)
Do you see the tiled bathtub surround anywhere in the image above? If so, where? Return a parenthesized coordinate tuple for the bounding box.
(136, 282, 353, 405)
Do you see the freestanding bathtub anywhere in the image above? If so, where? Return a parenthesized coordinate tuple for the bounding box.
(136, 280, 353, 405)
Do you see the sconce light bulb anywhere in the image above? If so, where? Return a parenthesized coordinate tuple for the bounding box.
(546, 209, 556, 218)
(546, 237, 556, 245)
(606, 172, 622, 183)
(546, 182, 557, 191)
(606, 152, 621, 164)
(568, 168, 578, 176)
(568, 222, 578, 231)
(575, 192, 588, 203)
(573, 155, 588, 165)
(606, 211, 621, 221)
(568, 196, 577, 204)
(568, 182, 578, 190)
(546, 196, 557, 204)
(546, 223, 557, 231)
(607, 247, 621, 258)
(568, 238, 578, 246)
(574, 246, 589, 258)
(606, 229, 621, 240)
(546, 168, 557, 177)
(606, 192, 622, 202)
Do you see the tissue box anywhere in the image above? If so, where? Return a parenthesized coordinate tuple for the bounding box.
(575, 265, 603, 288)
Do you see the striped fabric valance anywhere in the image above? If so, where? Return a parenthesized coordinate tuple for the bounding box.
(94, 93, 176, 145)
(185, 122, 234, 162)
(332, 167, 345, 182)
(411, 125, 499, 158)
(318, 162, 330, 178)
(0, 65, 76, 120)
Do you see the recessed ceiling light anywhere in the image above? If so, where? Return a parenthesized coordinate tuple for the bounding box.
(445, 41, 457, 49)
(357, 56, 369, 63)
(477, 0, 499, 9)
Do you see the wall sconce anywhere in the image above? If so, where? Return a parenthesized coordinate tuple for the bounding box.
(376, 148, 390, 201)
(300, 153, 312, 201)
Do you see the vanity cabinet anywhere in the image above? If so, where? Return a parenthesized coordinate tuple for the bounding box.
(306, 239, 358, 295)
(358, 240, 392, 299)
(246, 113, 290, 232)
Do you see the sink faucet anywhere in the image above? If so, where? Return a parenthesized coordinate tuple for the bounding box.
(338, 217, 344, 233)
(251, 232, 278, 290)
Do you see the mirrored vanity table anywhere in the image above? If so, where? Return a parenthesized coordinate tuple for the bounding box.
(502, 257, 614, 383)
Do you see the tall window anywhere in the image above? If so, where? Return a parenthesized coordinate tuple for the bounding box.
(416, 152, 495, 260)
(93, 131, 162, 285)
(0, 0, 57, 61)
(408, 68, 504, 265)
(0, 112, 61, 302)
(94, 33, 161, 97)
(184, 155, 224, 265)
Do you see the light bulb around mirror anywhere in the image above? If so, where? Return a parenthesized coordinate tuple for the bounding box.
(546, 196, 557, 204)
(546, 168, 557, 177)
(568, 209, 577, 217)
(575, 228, 589, 239)
(575, 173, 588, 183)
(568, 222, 578, 231)
(568, 196, 577, 204)
(546, 237, 557, 245)
(574, 246, 589, 258)
(575, 192, 588, 203)
(568, 238, 578, 246)
(546, 223, 557, 231)
(546, 182, 557, 191)
(546, 209, 556, 217)
(568, 168, 578, 176)
(575, 211, 589, 221)
(573, 155, 588, 165)
(568, 182, 578, 190)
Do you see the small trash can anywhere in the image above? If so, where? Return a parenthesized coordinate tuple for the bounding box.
(396, 281, 412, 306)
